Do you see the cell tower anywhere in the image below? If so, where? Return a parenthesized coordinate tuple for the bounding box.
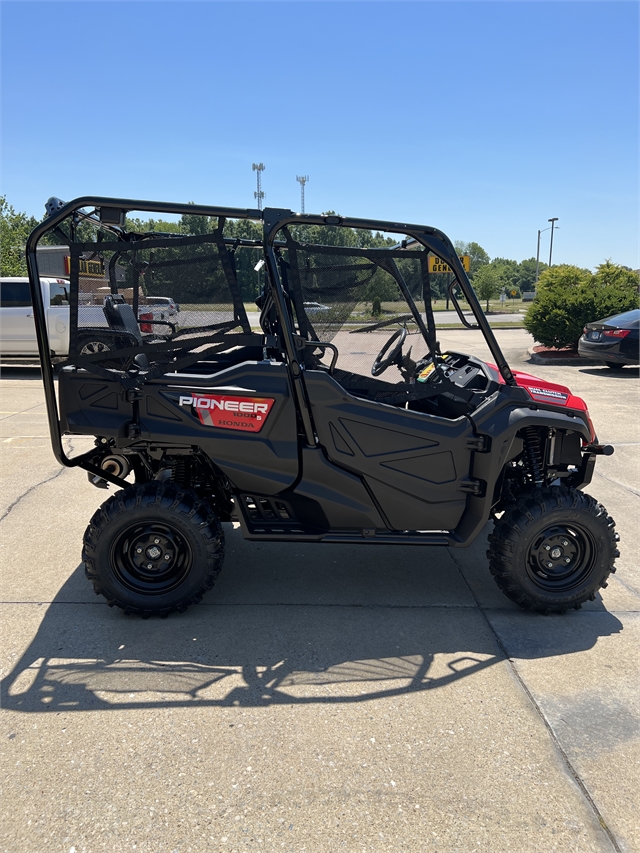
(296, 175, 309, 213)
(252, 163, 265, 210)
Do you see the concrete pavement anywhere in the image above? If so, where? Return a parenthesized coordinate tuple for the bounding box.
(1, 330, 638, 853)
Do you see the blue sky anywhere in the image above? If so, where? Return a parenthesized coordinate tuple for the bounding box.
(1, 1, 637, 269)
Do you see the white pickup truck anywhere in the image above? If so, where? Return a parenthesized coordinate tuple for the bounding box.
(0, 277, 175, 357)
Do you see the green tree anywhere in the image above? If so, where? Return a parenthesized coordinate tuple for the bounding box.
(0, 196, 38, 276)
(592, 259, 639, 301)
(125, 216, 183, 234)
(490, 258, 518, 291)
(454, 240, 490, 279)
(515, 258, 547, 292)
(524, 263, 639, 349)
(364, 270, 400, 307)
(535, 264, 591, 291)
(473, 264, 504, 311)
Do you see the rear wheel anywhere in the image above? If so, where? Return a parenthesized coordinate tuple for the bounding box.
(83, 482, 224, 616)
(79, 335, 113, 355)
(488, 486, 618, 613)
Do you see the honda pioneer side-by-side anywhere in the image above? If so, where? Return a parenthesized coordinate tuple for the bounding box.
(26, 197, 619, 617)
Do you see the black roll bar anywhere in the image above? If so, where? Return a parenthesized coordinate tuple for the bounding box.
(26, 196, 263, 474)
(26, 197, 518, 477)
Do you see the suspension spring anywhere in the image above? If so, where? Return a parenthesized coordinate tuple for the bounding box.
(524, 427, 544, 486)
(171, 458, 191, 489)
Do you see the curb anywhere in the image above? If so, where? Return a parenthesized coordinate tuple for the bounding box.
(527, 347, 600, 367)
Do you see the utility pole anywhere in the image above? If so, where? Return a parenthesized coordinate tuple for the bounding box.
(252, 163, 265, 210)
(296, 175, 309, 213)
(548, 217, 558, 267)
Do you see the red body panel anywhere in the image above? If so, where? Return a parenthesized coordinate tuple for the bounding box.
(486, 364, 595, 441)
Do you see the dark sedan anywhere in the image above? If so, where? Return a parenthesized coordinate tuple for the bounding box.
(578, 309, 639, 369)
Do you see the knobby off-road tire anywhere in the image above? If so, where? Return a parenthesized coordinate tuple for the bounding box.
(83, 482, 225, 617)
(487, 486, 618, 613)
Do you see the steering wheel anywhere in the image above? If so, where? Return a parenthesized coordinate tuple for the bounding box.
(371, 328, 407, 376)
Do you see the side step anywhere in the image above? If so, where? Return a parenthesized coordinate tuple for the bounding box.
(234, 496, 452, 545)
(235, 494, 325, 540)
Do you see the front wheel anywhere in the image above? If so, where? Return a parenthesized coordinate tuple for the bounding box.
(83, 482, 225, 617)
(487, 486, 618, 613)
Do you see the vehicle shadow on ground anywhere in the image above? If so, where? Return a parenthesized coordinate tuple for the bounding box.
(578, 366, 640, 378)
(0, 365, 44, 380)
(2, 558, 623, 715)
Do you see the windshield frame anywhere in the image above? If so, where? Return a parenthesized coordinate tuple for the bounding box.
(264, 209, 517, 386)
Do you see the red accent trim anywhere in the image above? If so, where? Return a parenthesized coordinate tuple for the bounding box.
(485, 362, 596, 441)
(186, 394, 275, 433)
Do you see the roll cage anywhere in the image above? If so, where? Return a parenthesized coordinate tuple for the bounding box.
(26, 196, 517, 487)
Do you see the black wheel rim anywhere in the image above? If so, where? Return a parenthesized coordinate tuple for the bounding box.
(527, 522, 596, 592)
(111, 522, 192, 595)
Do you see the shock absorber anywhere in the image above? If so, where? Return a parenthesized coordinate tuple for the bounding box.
(523, 427, 544, 487)
(171, 457, 191, 489)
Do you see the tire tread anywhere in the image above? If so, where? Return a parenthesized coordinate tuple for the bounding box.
(488, 486, 618, 613)
(82, 482, 224, 617)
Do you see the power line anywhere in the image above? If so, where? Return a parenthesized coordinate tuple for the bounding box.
(252, 163, 265, 210)
(296, 175, 309, 213)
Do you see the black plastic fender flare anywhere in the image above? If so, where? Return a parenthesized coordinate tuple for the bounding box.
(451, 404, 593, 546)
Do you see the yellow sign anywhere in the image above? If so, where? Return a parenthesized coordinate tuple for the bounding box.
(64, 256, 105, 277)
(428, 255, 471, 275)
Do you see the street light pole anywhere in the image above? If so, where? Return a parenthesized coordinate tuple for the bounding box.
(535, 223, 560, 283)
(548, 217, 559, 267)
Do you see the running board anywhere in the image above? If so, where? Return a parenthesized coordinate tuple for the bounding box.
(321, 532, 451, 546)
(235, 495, 452, 545)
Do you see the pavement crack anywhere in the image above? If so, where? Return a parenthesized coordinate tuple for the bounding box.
(447, 547, 623, 853)
(0, 401, 46, 422)
(0, 465, 68, 523)
(611, 574, 640, 598)
(0, 437, 77, 524)
(593, 469, 640, 498)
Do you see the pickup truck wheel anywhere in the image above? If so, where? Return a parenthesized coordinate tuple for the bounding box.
(487, 486, 618, 613)
(79, 335, 113, 355)
(82, 482, 225, 617)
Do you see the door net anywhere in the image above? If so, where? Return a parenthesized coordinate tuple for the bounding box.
(38, 212, 266, 379)
(275, 225, 440, 404)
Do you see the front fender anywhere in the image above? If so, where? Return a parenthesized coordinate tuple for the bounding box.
(450, 394, 592, 546)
